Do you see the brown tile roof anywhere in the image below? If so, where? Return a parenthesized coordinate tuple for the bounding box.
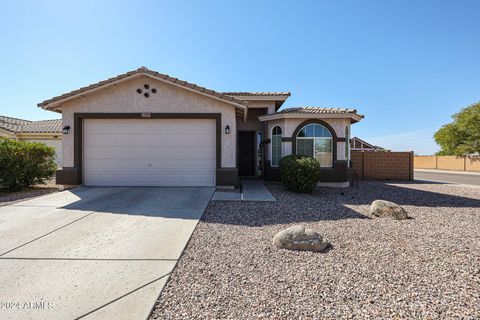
(0, 116, 61, 134)
(38, 67, 249, 110)
(0, 116, 31, 133)
(223, 92, 291, 97)
(21, 119, 62, 133)
(278, 107, 362, 116)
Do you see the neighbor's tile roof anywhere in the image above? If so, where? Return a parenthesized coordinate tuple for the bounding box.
(278, 107, 362, 115)
(223, 92, 291, 97)
(0, 116, 31, 133)
(0, 116, 61, 134)
(39, 67, 249, 109)
(21, 119, 62, 133)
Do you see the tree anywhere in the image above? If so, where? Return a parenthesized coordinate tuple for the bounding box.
(434, 102, 480, 156)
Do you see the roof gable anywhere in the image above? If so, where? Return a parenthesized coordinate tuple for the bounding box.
(38, 67, 249, 119)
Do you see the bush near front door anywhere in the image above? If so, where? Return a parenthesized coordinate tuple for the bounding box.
(279, 155, 320, 193)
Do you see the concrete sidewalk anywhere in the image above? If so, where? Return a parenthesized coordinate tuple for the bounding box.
(212, 180, 276, 202)
(242, 180, 276, 201)
(0, 187, 214, 320)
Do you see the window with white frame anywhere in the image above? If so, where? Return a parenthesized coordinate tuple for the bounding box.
(296, 123, 333, 167)
(271, 126, 282, 167)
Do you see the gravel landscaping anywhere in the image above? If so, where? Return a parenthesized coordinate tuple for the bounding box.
(0, 181, 61, 207)
(151, 181, 480, 319)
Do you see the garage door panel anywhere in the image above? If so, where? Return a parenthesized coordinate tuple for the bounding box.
(85, 134, 215, 148)
(85, 120, 214, 133)
(84, 145, 215, 158)
(85, 172, 215, 187)
(84, 119, 216, 186)
(85, 159, 215, 172)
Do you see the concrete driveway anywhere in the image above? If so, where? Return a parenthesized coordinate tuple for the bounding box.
(0, 186, 214, 320)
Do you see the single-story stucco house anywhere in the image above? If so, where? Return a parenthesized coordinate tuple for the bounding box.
(0, 115, 63, 165)
(38, 67, 363, 188)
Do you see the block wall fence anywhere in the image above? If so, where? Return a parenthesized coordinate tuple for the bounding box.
(414, 155, 480, 172)
(351, 151, 414, 180)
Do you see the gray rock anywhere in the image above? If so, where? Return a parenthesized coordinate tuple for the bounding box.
(273, 225, 329, 252)
(370, 200, 408, 220)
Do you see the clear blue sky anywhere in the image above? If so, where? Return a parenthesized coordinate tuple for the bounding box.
(1, 1, 479, 155)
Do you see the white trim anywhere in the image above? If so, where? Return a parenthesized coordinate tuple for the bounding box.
(270, 125, 282, 167)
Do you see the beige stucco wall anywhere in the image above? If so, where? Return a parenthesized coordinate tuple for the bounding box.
(59, 75, 238, 168)
(265, 117, 350, 162)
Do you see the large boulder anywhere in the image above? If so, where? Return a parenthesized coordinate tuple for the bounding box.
(370, 200, 409, 220)
(273, 225, 329, 252)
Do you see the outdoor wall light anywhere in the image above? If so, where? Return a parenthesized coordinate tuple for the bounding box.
(225, 125, 230, 134)
(62, 125, 70, 134)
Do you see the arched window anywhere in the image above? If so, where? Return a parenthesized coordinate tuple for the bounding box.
(271, 126, 282, 167)
(296, 123, 333, 167)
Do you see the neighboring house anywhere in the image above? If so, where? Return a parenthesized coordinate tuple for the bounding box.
(38, 67, 363, 187)
(0, 115, 63, 165)
(350, 136, 388, 152)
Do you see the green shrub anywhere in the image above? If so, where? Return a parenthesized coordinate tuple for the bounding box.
(279, 155, 320, 193)
(0, 139, 57, 191)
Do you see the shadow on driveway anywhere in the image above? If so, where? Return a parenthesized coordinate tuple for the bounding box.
(60, 187, 215, 219)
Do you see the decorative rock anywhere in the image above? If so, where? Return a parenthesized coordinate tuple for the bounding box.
(273, 225, 329, 252)
(370, 200, 409, 220)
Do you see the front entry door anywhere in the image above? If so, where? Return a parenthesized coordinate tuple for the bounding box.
(238, 131, 256, 176)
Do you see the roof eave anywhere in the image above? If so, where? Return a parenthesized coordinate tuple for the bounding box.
(226, 94, 290, 101)
(223, 93, 290, 111)
(38, 69, 249, 119)
(258, 113, 364, 122)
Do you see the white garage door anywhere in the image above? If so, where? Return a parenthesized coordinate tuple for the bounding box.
(83, 118, 216, 186)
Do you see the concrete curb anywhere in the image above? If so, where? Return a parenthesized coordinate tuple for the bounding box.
(414, 169, 480, 176)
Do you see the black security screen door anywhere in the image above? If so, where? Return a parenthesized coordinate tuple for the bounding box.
(238, 131, 256, 176)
